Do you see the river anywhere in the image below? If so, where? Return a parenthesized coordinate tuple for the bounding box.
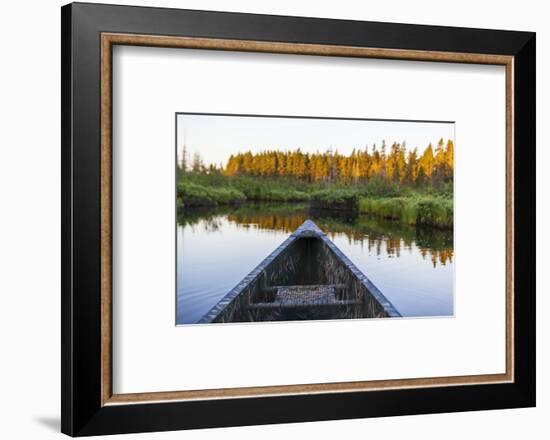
(176, 203, 454, 324)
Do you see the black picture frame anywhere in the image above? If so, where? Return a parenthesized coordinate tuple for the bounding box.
(61, 2, 536, 436)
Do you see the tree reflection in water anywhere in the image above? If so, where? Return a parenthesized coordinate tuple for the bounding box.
(177, 202, 453, 268)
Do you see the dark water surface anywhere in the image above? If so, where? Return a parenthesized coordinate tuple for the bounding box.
(177, 203, 454, 324)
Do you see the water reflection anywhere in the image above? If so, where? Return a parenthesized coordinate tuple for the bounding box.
(177, 203, 453, 269)
(177, 203, 454, 323)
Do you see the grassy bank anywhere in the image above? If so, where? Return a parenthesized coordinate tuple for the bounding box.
(176, 182, 246, 208)
(310, 189, 358, 211)
(177, 176, 309, 207)
(358, 195, 453, 228)
(177, 171, 406, 207)
(178, 173, 313, 207)
(177, 172, 453, 228)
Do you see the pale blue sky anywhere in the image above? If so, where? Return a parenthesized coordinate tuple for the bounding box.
(176, 114, 455, 168)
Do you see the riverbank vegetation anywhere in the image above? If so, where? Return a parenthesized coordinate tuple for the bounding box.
(177, 139, 454, 228)
(358, 195, 453, 228)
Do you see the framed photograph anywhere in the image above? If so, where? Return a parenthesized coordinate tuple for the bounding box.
(61, 2, 536, 436)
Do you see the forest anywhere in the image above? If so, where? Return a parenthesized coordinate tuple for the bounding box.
(223, 139, 453, 186)
(177, 139, 454, 228)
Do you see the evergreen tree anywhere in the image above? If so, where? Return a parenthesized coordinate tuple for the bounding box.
(406, 148, 418, 184)
(191, 152, 203, 172)
(419, 144, 435, 177)
(219, 139, 453, 187)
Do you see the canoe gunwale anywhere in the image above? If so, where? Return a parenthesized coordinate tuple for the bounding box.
(197, 220, 401, 323)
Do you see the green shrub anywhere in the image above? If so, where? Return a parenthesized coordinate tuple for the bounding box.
(177, 181, 245, 207)
(360, 177, 400, 197)
(311, 189, 358, 210)
(358, 195, 453, 228)
(240, 186, 309, 202)
(415, 198, 453, 227)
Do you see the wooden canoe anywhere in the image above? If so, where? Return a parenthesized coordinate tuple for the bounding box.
(198, 219, 401, 323)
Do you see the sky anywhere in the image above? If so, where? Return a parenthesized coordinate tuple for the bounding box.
(176, 114, 455, 168)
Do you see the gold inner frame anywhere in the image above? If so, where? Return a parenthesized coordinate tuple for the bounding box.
(100, 32, 514, 406)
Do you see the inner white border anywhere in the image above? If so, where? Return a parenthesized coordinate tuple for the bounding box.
(113, 46, 506, 394)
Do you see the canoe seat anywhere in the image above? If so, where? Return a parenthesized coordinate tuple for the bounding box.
(249, 284, 359, 309)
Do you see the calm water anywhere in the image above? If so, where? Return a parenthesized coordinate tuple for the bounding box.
(177, 203, 454, 324)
